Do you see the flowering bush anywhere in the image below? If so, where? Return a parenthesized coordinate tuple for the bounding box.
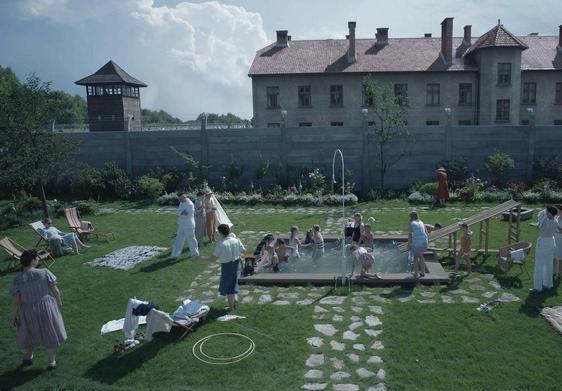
(521, 191, 542, 203)
(407, 191, 435, 204)
(157, 192, 180, 206)
(307, 169, 327, 194)
(456, 175, 485, 201)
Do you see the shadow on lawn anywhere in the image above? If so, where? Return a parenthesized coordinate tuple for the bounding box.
(135, 256, 177, 273)
(519, 278, 561, 318)
(0, 366, 44, 390)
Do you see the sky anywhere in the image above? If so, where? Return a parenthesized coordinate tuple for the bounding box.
(0, 0, 561, 121)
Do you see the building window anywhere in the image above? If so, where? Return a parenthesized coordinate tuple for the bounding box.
(426, 120, 439, 126)
(555, 82, 562, 105)
(298, 86, 311, 108)
(331, 121, 344, 126)
(522, 82, 537, 105)
(115, 85, 122, 95)
(394, 83, 408, 105)
(458, 120, 472, 125)
(266, 86, 280, 108)
(330, 85, 343, 107)
(367, 121, 375, 127)
(426, 84, 440, 105)
(554, 120, 562, 125)
(521, 119, 529, 125)
(267, 122, 280, 128)
(497, 63, 511, 85)
(362, 85, 374, 107)
(458, 83, 472, 105)
(496, 99, 510, 122)
(299, 122, 312, 127)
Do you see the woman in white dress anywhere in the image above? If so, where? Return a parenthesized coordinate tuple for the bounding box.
(532, 206, 558, 292)
(407, 211, 428, 279)
(194, 190, 207, 244)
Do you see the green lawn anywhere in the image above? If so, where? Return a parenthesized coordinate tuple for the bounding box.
(0, 201, 561, 390)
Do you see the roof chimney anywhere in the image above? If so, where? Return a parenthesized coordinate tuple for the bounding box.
(558, 25, 562, 51)
(347, 21, 357, 64)
(424, 33, 432, 38)
(463, 25, 472, 44)
(441, 17, 453, 65)
(376, 27, 389, 46)
(276, 30, 289, 48)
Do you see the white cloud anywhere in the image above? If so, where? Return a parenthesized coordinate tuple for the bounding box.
(130, 0, 268, 87)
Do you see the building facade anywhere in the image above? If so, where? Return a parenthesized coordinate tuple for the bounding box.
(249, 19, 562, 127)
(75, 61, 147, 131)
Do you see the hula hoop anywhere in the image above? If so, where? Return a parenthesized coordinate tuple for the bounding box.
(192, 333, 255, 365)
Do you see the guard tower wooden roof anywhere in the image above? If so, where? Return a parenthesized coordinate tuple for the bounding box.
(75, 60, 147, 87)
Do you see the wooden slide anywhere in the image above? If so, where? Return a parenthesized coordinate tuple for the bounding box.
(398, 200, 522, 254)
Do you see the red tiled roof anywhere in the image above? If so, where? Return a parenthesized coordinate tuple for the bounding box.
(75, 60, 147, 87)
(464, 24, 528, 55)
(249, 29, 560, 76)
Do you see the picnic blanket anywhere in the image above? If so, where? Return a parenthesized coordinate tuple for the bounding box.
(541, 306, 562, 335)
(87, 246, 167, 270)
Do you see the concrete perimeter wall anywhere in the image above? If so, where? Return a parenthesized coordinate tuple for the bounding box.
(69, 124, 562, 190)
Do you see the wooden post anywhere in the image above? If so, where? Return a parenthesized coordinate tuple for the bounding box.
(508, 207, 513, 244)
(452, 231, 458, 255)
(478, 221, 483, 252)
(516, 206, 521, 242)
(484, 219, 490, 256)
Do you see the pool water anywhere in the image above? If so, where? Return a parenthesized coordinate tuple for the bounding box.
(257, 240, 412, 274)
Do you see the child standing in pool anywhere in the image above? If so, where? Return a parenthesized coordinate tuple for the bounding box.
(275, 239, 294, 267)
(359, 224, 374, 249)
(288, 226, 302, 261)
(349, 244, 381, 279)
(311, 225, 325, 264)
(260, 235, 280, 272)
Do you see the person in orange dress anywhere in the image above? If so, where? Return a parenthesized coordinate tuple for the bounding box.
(436, 167, 449, 206)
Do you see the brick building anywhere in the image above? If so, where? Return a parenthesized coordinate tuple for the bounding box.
(249, 18, 562, 127)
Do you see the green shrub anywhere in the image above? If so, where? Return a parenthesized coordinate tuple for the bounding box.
(531, 178, 559, 193)
(101, 162, 131, 199)
(157, 192, 180, 206)
(456, 175, 485, 202)
(476, 191, 512, 203)
(306, 169, 327, 194)
(73, 199, 98, 215)
(438, 158, 470, 184)
(521, 191, 542, 203)
(0, 204, 20, 229)
(417, 182, 438, 195)
(14, 196, 43, 216)
(532, 156, 562, 183)
(133, 175, 164, 200)
(75, 168, 105, 199)
(485, 152, 514, 186)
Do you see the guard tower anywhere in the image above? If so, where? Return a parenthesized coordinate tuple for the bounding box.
(75, 60, 147, 131)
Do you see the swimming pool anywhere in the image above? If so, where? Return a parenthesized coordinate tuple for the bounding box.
(240, 237, 449, 285)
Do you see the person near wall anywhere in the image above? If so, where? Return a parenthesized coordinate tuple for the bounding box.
(170, 194, 199, 260)
(553, 204, 562, 279)
(39, 218, 89, 255)
(436, 167, 449, 207)
(407, 211, 429, 279)
(203, 187, 218, 242)
(531, 206, 558, 293)
(10, 250, 67, 370)
(199, 224, 246, 311)
(194, 190, 207, 245)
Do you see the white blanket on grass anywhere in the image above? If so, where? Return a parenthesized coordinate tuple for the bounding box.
(87, 246, 167, 270)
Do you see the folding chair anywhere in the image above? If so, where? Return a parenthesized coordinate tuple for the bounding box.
(497, 241, 532, 278)
(0, 237, 55, 270)
(65, 207, 114, 241)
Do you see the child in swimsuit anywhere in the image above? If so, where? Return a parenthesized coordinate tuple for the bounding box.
(311, 225, 324, 264)
(349, 244, 381, 279)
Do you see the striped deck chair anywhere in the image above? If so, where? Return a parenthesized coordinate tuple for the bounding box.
(0, 237, 55, 270)
(65, 207, 114, 240)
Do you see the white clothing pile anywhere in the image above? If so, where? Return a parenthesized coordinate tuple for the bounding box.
(87, 246, 167, 270)
(541, 306, 562, 335)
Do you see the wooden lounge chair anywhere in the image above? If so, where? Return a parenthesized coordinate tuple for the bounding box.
(497, 241, 532, 278)
(64, 207, 114, 240)
(0, 237, 55, 270)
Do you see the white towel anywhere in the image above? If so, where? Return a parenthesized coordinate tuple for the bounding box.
(100, 316, 147, 335)
(510, 248, 525, 263)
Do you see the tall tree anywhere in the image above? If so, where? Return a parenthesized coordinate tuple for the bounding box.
(0, 74, 75, 217)
(363, 75, 409, 189)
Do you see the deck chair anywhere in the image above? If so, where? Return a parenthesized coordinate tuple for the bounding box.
(497, 241, 532, 278)
(65, 207, 114, 240)
(30, 221, 48, 248)
(0, 237, 55, 270)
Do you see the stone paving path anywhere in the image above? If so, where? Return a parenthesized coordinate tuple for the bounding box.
(176, 258, 520, 391)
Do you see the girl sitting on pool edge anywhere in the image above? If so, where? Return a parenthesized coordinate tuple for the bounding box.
(348, 243, 381, 279)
